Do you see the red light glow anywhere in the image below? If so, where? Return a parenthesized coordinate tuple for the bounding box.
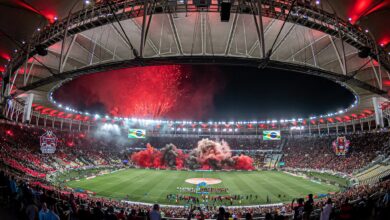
(54, 65, 224, 120)
(6, 130, 13, 136)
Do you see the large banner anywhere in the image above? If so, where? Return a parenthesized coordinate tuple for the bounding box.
(332, 136, 350, 156)
(40, 130, 57, 154)
(128, 129, 146, 139)
(263, 130, 281, 140)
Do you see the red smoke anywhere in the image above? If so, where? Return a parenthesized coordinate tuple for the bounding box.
(130, 144, 163, 168)
(232, 155, 254, 170)
(130, 139, 254, 170)
(54, 65, 224, 119)
(175, 149, 187, 169)
(197, 140, 231, 163)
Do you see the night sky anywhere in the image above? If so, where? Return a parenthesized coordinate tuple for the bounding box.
(184, 65, 355, 120)
(54, 65, 355, 120)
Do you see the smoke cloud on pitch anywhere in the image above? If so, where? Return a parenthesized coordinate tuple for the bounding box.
(131, 139, 254, 170)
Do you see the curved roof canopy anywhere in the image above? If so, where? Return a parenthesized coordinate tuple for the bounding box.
(1, 0, 389, 124)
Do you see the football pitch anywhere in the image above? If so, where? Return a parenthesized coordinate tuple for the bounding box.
(66, 169, 339, 206)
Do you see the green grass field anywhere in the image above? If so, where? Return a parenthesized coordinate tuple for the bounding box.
(306, 172, 350, 187)
(66, 169, 339, 206)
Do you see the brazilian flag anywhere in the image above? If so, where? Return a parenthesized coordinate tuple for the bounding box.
(263, 130, 281, 140)
(128, 129, 146, 139)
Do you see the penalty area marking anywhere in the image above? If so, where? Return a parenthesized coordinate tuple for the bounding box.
(185, 178, 222, 185)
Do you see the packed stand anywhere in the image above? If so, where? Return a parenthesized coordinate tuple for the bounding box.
(0, 169, 389, 220)
(282, 132, 390, 174)
(0, 122, 123, 181)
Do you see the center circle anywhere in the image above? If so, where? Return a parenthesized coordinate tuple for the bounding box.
(185, 178, 222, 185)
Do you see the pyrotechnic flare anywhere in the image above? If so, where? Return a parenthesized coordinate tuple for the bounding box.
(187, 139, 232, 170)
(54, 65, 224, 119)
(160, 144, 187, 169)
(131, 139, 254, 170)
(130, 144, 162, 168)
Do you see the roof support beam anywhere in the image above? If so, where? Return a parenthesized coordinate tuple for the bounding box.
(321, 51, 357, 68)
(109, 23, 134, 52)
(79, 33, 125, 60)
(129, 17, 159, 55)
(309, 32, 318, 67)
(346, 59, 371, 79)
(168, 13, 183, 55)
(329, 36, 346, 75)
(8, 67, 21, 96)
(225, 13, 239, 55)
(370, 59, 382, 90)
(89, 38, 98, 65)
(285, 34, 327, 61)
(140, 0, 150, 57)
(257, 0, 266, 58)
(267, 0, 297, 58)
(47, 46, 88, 67)
(270, 24, 296, 56)
(286, 34, 331, 61)
(250, 0, 266, 58)
(106, 1, 139, 58)
(23, 45, 32, 86)
(248, 19, 276, 57)
(60, 34, 77, 73)
(23, 60, 35, 86)
(201, 12, 206, 55)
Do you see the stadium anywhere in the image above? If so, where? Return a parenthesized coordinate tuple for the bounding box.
(0, 0, 390, 219)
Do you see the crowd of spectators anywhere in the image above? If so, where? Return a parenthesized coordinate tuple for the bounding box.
(282, 132, 390, 173)
(2, 121, 390, 176)
(0, 168, 389, 220)
(0, 121, 123, 181)
(1, 121, 390, 219)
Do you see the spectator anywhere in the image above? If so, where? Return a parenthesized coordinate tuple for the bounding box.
(78, 204, 91, 219)
(127, 209, 138, 220)
(303, 194, 314, 219)
(150, 204, 161, 220)
(117, 209, 126, 220)
(25, 198, 39, 220)
(92, 201, 105, 220)
(320, 198, 333, 220)
(243, 212, 251, 220)
(292, 198, 305, 220)
(38, 202, 60, 220)
(216, 207, 226, 220)
(105, 206, 118, 220)
(339, 198, 353, 220)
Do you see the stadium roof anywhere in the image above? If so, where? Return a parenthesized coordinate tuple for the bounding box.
(1, 0, 390, 124)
